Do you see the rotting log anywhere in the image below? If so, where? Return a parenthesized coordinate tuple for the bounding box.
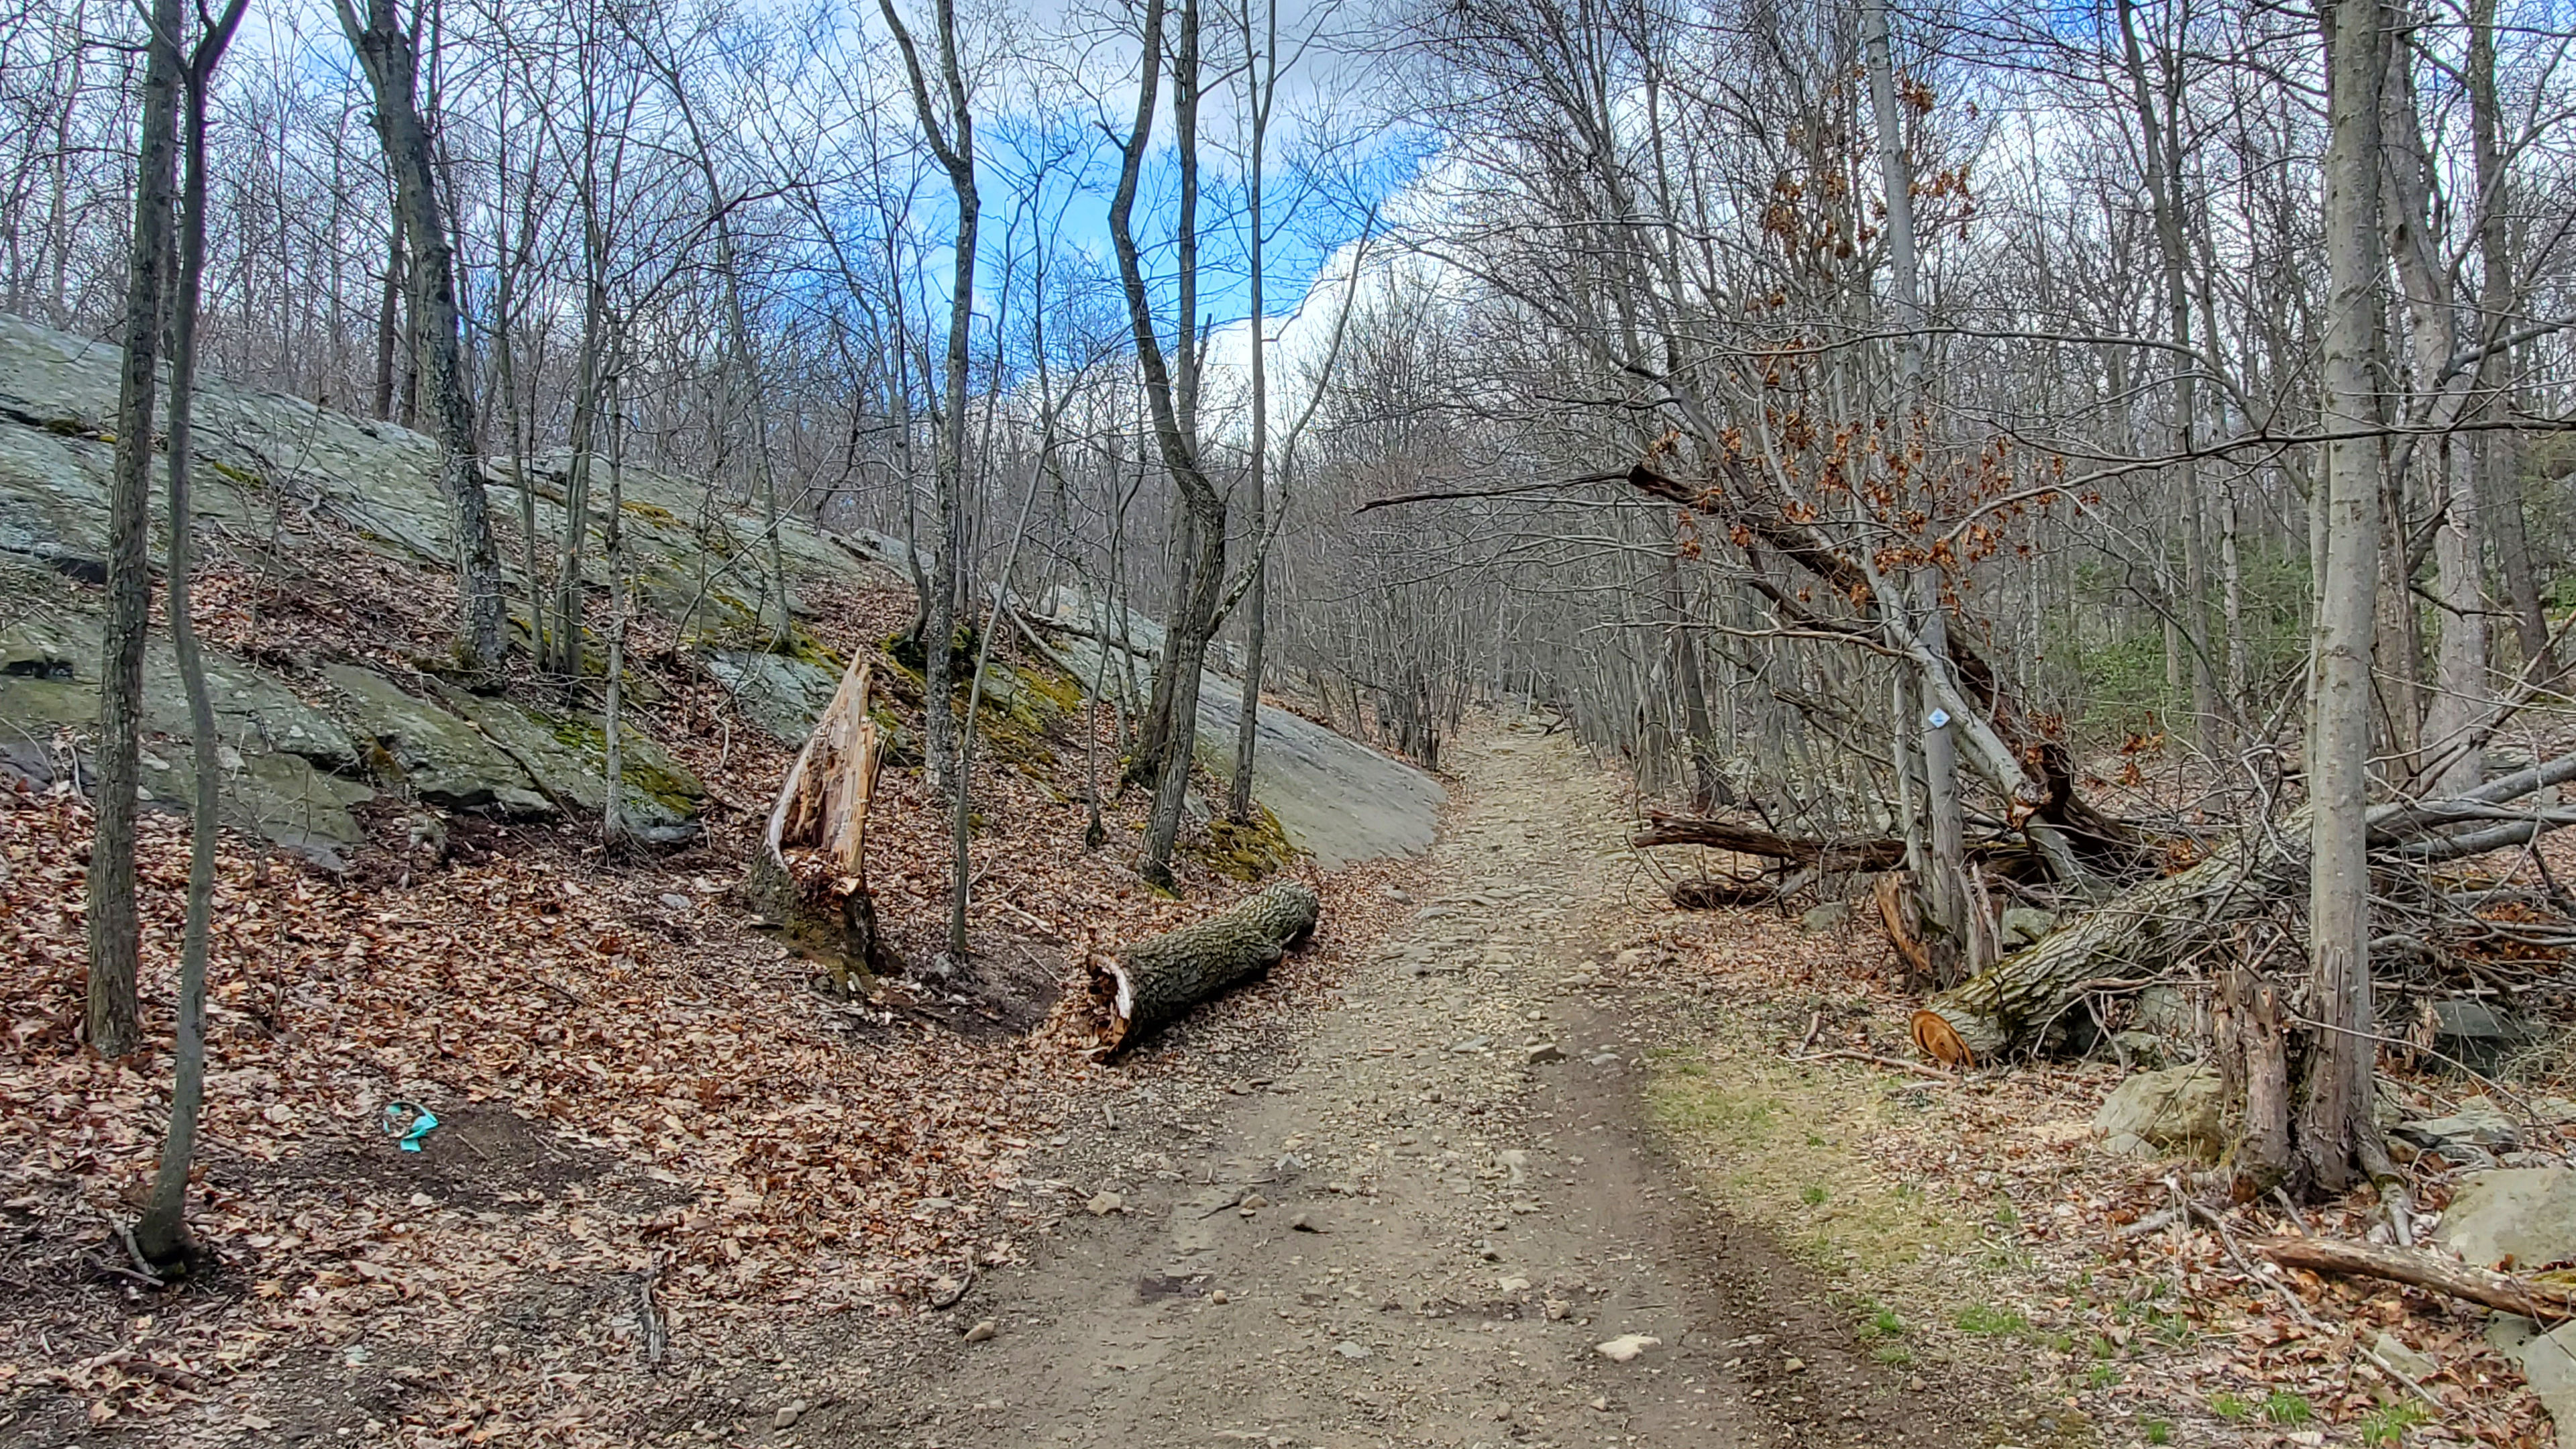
(1634, 814, 1907, 873)
(2253, 1235, 2576, 1321)
(1093, 881, 1320, 1055)
(749, 653, 889, 983)
(1909, 751, 2576, 1066)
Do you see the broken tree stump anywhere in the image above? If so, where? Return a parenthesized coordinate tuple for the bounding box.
(749, 653, 889, 984)
(1093, 881, 1321, 1054)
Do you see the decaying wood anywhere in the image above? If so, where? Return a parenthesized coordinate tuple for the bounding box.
(1910, 751, 2576, 1065)
(1633, 814, 1907, 872)
(1093, 881, 1321, 1055)
(2253, 1234, 2576, 1321)
(749, 653, 889, 980)
(1876, 873, 1934, 991)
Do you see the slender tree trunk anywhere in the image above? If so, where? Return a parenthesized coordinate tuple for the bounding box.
(877, 0, 976, 805)
(2468, 0, 2548, 681)
(1865, 0, 1966, 973)
(87, 0, 183, 1061)
(333, 0, 506, 669)
(372, 219, 401, 421)
(2304, 0, 2391, 1194)
(136, 2, 245, 1263)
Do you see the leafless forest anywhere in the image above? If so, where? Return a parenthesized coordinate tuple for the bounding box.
(20, 0, 2576, 1351)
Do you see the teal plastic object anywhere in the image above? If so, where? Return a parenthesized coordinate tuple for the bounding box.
(383, 1101, 439, 1152)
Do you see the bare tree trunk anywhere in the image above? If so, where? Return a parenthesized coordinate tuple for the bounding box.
(879, 0, 976, 803)
(2468, 0, 2548, 682)
(333, 0, 506, 670)
(1865, 0, 1969, 972)
(2304, 0, 2391, 1193)
(136, 0, 247, 1264)
(372, 219, 401, 421)
(87, 0, 183, 1061)
(1109, 0, 1230, 890)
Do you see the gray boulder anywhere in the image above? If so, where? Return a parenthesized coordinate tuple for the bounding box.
(703, 649, 843, 744)
(2435, 1167, 2576, 1270)
(427, 680, 702, 843)
(320, 665, 553, 817)
(2092, 1065, 2224, 1161)
(2394, 1095, 2522, 1152)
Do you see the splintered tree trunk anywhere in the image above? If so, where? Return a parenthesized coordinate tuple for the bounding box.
(750, 655, 888, 983)
(1093, 881, 1320, 1054)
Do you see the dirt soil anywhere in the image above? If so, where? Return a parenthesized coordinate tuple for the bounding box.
(799, 724, 2011, 1448)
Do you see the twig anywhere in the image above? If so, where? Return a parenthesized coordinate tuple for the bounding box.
(1780, 1049, 1959, 1081)
(639, 1250, 667, 1372)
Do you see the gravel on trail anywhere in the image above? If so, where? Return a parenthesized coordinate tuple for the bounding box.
(835, 724, 1978, 1448)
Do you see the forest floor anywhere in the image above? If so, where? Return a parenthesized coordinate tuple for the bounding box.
(5, 708, 2558, 1448)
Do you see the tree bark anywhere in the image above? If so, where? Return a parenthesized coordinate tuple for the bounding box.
(2304, 0, 2392, 1193)
(750, 655, 888, 983)
(87, 0, 182, 1061)
(136, 1, 246, 1264)
(1092, 881, 1320, 1053)
(333, 0, 506, 671)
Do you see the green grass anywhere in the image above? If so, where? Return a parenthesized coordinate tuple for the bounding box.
(2210, 1391, 2251, 1421)
(1860, 1305, 1906, 1338)
(2261, 1390, 2314, 1425)
(2144, 1421, 2171, 1445)
(2080, 1361, 2118, 1391)
(2359, 1401, 2432, 1444)
(1953, 1303, 2027, 1336)
(1801, 1185, 1829, 1205)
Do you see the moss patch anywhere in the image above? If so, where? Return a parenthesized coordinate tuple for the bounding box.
(1187, 803, 1297, 881)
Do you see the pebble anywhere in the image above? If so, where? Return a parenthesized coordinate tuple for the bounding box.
(1086, 1191, 1124, 1216)
(1496, 1275, 1532, 1293)
(1238, 1192, 1269, 1213)
(963, 1320, 998, 1343)
(658, 892, 693, 913)
(1211, 1289, 1230, 1305)
(1525, 1042, 1566, 1065)
(1334, 1341, 1371, 1360)
(1289, 1212, 1326, 1233)
(1595, 1334, 1661, 1362)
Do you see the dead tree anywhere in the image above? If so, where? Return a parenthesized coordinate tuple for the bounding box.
(1092, 881, 1320, 1053)
(751, 655, 890, 983)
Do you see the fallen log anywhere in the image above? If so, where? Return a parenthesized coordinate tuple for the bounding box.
(748, 652, 890, 984)
(1093, 881, 1320, 1054)
(1633, 815, 1907, 873)
(1910, 751, 2576, 1065)
(2252, 1235, 2576, 1322)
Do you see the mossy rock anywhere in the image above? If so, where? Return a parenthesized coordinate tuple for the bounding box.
(1186, 803, 1299, 881)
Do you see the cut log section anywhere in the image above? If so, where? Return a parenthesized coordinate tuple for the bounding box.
(1093, 881, 1321, 1055)
(748, 652, 890, 983)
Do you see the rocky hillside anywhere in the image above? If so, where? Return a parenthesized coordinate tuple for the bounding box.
(0, 311, 1438, 878)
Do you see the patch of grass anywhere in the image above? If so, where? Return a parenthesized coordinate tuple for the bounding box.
(2080, 1361, 2118, 1391)
(2210, 1390, 2251, 1421)
(1870, 1344, 1913, 1365)
(2261, 1389, 2313, 1425)
(1801, 1185, 1829, 1206)
(1860, 1305, 1906, 1338)
(2359, 1401, 2431, 1444)
(1953, 1303, 2027, 1336)
(2143, 1421, 2171, 1445)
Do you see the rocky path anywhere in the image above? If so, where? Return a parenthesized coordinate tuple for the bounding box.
(849, 725, 1966, 1448)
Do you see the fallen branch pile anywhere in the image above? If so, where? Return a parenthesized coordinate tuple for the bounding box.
(1910, 753, 2576, 1065)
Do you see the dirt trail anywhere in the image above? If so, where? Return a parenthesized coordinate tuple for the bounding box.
(847, 724, 1970, 1448)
